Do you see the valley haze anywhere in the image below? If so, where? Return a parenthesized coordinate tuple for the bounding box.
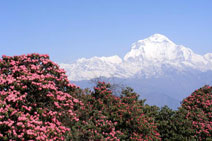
(60, 34, 212, 109)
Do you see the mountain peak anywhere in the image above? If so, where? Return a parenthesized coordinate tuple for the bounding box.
(131, 34, 175, 50)
(140, 33, 174, 45)
(125, 34, 179, 61)
(149, 33, 170, 41)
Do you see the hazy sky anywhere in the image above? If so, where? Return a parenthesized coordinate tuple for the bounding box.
(0, 0, 211, 63)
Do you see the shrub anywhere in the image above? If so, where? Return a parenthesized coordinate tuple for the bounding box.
(0, 54, 82, 140)
(76, 82, 161, 140)
(181, 85, 212, 140)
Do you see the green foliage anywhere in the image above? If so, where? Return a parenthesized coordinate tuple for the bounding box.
(153, 106, 194, 140)
(69, 83, 212, 140)
(70, 82, 161, 140)
(145, 85, 212, 140)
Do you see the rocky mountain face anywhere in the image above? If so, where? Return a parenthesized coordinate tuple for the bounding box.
(60, 34, 212, 109)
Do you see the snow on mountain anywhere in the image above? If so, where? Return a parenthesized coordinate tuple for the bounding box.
(204, 53, 212, 63)
(59, 34, 212, 81)
(59, 55, 124, 81)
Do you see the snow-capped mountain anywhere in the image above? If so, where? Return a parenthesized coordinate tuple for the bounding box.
(60, 34, 212, 81)
(59, 34, 212, 109)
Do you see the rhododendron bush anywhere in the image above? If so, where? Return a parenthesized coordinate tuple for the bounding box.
(75, 82, 161, 140)
(0, 54, 82, 140)
(181, 85, 212, 140)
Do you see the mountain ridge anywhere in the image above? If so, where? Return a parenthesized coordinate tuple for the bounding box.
(60, 34, 212, 81)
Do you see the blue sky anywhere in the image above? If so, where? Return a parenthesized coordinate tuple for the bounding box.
(0, 0, 211, 63)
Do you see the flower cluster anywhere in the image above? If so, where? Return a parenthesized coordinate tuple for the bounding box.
(0, 54, 82, 140)
(75, 82, 161, 140)
(181, 85, 212, 139)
